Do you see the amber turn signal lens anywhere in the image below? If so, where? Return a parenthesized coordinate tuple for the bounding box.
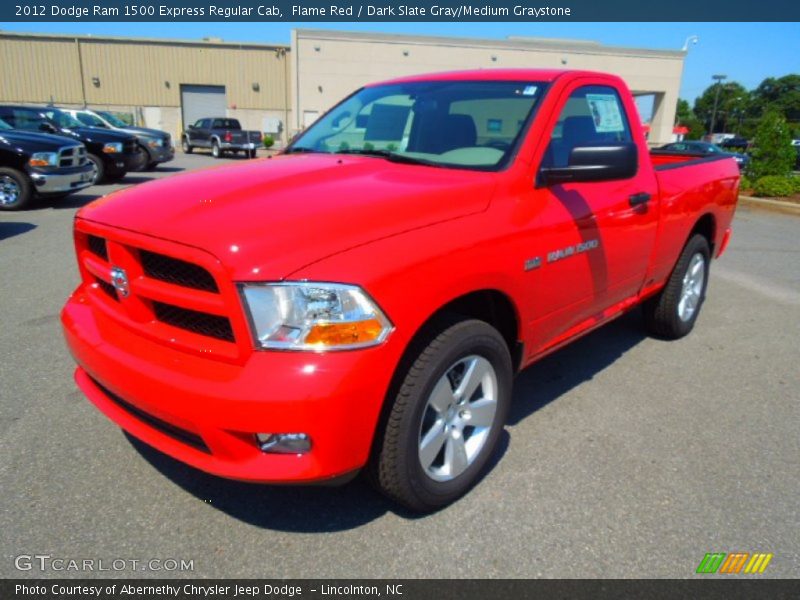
(28, 158, 50, 167)
(305, 319, 385, 346)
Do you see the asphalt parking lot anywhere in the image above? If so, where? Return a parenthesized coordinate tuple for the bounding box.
(1, 152, 798, 579)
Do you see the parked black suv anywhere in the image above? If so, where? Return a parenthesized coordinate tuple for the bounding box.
(0, 119, 95, 210)
(0, 105, 143, 183)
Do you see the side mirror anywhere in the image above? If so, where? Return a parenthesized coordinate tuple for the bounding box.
(539, 143, 638, 185)
(188, 124, 195, 130)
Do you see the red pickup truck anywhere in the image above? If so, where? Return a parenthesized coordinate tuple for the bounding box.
(61, 70, 739, 511)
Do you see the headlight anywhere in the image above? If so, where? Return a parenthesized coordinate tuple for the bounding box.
(28, 152, 59, 167)
(102, 142, 123, 153)
(240, 282, 393, 351)
(145, 137, 164, 148)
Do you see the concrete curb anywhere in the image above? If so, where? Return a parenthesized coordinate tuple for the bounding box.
(738, 194, 800, 215)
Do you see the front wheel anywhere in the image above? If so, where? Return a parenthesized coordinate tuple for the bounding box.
(86, 153, 105, 184)
(182, 138, 193, 154)
(370, 317, 512, 512)
(643, 233, 711, 339)
(0, 168, 33, 211)
(131, 145, 150, 172)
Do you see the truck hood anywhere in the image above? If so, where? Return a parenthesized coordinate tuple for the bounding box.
(59, 127, 135, 144)
(0, 130, 78, 152)
(79, 154, 497, 279)
(121, 126, 170, 139)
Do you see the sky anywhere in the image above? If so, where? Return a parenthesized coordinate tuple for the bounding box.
(2, 21, 798, 102)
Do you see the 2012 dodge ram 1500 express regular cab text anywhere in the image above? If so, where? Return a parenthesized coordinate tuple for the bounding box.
(62, 70, 739, 511)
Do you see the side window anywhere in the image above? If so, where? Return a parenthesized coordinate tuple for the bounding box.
(194, 119, 206, 129)
(543, 85, 632, 168)
(76, 113, 96, 126)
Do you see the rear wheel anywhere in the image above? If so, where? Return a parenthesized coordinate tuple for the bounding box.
(643, 234, 711, 339)
(0, 168, 33, 211)
(371, 317, 512, 512)
(212, 141, 222, 158)
(248, 148, 257, 159)
(181, 138, 193, 154)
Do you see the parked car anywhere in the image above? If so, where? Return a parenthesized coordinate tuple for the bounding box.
(181, 118, 261, 158)
(62, 69, 739, 511)
(0, 105, 142, 183)
(659, 140, 750, 170)
(0, 119, 95, 210)
(61, 108, 174, 171)
(718, 137, 750, 152)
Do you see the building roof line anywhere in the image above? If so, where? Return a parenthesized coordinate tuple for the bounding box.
(294, 28, 686, 59)
(0, 30, 289, 50)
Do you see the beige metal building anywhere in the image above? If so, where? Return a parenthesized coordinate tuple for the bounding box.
(291, 29, 686, 144)
(0, 31, 291, 142)
(1, 28, 685, 145)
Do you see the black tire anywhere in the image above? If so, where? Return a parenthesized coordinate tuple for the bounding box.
(86, 154, 105, 184)
(211, 140, 222, 158)
(106, 170, 127, 182)
(146, 161, 159, 170)
(370, 316, 513, 512)
(0, 167, 33, 211)
(643, 234, 711, 339)
(131, 144, 150, 172)
(182, 138, 193, 154)
(248, 149, 257, 159)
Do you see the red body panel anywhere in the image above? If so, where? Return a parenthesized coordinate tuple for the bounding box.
(61, 70, 739, 482)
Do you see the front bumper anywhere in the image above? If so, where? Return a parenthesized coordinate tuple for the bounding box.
(61, 287, 397, 483)
(30, 163, 95, 195)
(106, 151, 146, 175)
(146, 144, 175, 164)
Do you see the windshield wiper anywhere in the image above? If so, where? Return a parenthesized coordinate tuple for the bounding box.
(337, 148, 442, 167)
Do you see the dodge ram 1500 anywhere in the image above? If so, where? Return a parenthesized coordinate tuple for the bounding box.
(62, 70, 739, 511)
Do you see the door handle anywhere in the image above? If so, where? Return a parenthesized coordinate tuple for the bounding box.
(629, 192, 651, 207)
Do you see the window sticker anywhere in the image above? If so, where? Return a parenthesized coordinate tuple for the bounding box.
(585, 94, 625, 133)
(522, 85, 538, 96)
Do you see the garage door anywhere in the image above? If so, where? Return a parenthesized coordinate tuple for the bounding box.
(180, 85, 226, 129)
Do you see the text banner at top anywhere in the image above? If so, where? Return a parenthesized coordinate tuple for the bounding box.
(3, 0, 800, 22)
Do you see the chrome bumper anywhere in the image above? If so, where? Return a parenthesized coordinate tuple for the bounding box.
(30, 164, 96, 194)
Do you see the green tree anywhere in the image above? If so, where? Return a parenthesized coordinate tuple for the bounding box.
(749, 108, 795, 178)
(750, 74, 800, 138)
(675, 99, 704, 140)
(693, 81, 749, 135)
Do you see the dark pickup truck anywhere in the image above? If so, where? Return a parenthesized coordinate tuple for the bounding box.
(0, 119, 95, 210)
(181, 118, 262, 158)
(0, 105, 143, 183)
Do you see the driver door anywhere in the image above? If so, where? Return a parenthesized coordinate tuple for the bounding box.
(525, 83, 659, 351)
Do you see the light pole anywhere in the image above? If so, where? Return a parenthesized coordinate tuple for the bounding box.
(709, 74, 727, 137)
(682, 35, 699, 51)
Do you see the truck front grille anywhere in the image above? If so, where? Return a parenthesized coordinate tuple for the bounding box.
(58, 145, 87, 167)
(140, 250, 218, 292)
(153, 302, 234, 342)
(76, 225, 245, 359)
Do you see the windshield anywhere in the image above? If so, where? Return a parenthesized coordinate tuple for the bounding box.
(0, 118, 11, 130)
(288, 80, 546, 170)
(77, 112, 107, 127)
(43, 109, 83, 129)
(99, 111, 129, 128)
